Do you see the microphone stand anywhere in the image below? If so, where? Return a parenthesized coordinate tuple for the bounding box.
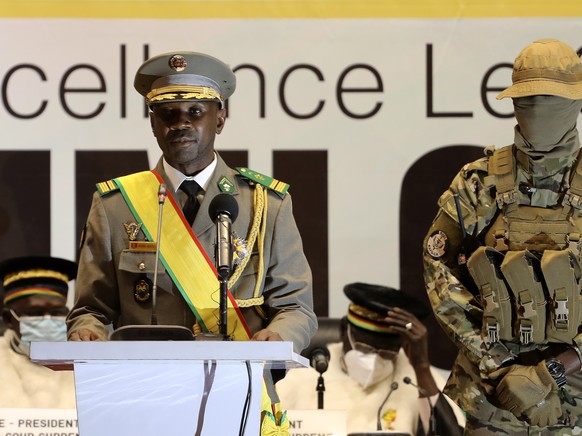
(316, 374, 325, 409)
(377, 381, 398, 431)
(218, 271, 229, 339)
(216, 214, 232, 340)
(208, 194, 239, 341)
(403, 377, 436, 435)
(310, 347, 330, 409)
(150, 183, 166, 325)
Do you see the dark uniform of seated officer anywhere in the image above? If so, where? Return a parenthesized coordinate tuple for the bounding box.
(0, 256, 77, 408)
(277, 283, 463, 435)
(66, 51, 316, 434)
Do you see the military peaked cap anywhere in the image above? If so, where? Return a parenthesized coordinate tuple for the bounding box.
(344, 282, 431, 334)
(134, 51, 236, 107)
(0, 256, 77, 304)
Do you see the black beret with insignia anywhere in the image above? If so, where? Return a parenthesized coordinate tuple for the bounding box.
(0, 256, 77, 305)
(344, 282, 430, 334)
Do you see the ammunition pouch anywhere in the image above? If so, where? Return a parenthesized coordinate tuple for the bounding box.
(467, 246, 514, 345)
(469, 145, 582, 347)
(542, 250, 582, 343)
(500, 250, 547, 345)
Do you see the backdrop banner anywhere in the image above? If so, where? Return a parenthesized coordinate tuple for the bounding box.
(0, 10, 580, 324)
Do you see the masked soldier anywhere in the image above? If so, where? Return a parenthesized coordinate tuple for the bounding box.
(423, 39, 582, 434)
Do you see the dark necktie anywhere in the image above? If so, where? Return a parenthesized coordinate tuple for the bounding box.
(180, 180, 201, 226)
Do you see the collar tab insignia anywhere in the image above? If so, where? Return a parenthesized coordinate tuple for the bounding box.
(218, 176, 237, 193)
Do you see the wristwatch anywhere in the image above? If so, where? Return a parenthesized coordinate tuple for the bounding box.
(545, 358, 567, 388)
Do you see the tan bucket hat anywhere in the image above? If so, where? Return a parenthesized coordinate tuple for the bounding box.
(497, 38, 582, 100)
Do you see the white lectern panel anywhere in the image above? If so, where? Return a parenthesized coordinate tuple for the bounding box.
(30, 341, 308, 436)
(75, 360, 263, 435)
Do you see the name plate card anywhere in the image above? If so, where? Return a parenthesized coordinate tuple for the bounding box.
(0, 409, 78, 436)
(286, 409, 346, 436)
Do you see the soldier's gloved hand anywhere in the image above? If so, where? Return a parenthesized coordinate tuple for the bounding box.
(522, 391, 562, 427)
(491, 361, 558, 415)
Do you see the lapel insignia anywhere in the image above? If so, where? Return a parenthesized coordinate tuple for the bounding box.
(218, 176, 237, 193)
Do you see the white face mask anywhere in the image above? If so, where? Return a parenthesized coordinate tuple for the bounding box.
(342, 324, 395, 389)
(343, 348, 395, 389)
(11, 309, 67, 356)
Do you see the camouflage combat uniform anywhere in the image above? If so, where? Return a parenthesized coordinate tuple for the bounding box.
(423, 144, 582, 435)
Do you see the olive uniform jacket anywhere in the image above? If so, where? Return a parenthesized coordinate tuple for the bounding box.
(67, 153, 317, 353)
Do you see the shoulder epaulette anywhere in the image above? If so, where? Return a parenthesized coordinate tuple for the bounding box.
(95, 179, 120, 196)
(461, 146, 494, 175)
(235, 167, 290, 197)
(463, 156, 489, 174)
(486, 145, 517, 207)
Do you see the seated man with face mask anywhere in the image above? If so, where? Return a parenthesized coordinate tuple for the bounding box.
(276, 283, 463, 435)
(0, 256, 77, 408)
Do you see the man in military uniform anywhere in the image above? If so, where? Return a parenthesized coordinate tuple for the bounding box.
(0, 256, 77, 408)
(66, 51, 317, 433)
(423, 39, 582, 434)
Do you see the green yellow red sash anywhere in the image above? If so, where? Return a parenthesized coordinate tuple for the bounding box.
(111, 170, 251, 340)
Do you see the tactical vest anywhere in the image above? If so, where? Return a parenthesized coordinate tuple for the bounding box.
(467, 145, 582, 347)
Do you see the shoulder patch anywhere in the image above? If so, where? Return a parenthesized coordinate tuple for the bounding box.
(236, 167, 290, 197)
(96, 179, 120, 196)
(426, 230, 448, 259)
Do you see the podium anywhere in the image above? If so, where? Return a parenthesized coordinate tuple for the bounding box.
(30, 340, 308, 436)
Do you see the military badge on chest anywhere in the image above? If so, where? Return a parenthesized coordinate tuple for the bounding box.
(427, 230, 448, 258)
(123, 221, 157, 303)
(124, 221, 157, 252)
(124, 222, 142, 241)
(232, 232, 249, 266)
(134, 276, 153, 303)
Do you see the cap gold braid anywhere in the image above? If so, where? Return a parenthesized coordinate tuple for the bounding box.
(3, 269, 69, 287)
(146, 85, 223, 104)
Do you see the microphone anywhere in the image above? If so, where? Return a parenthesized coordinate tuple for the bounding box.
(208, 194, 239, 280)
(109, 183, 193, 341)
(151, 183, 167, 325)
(377, 381, 398, 430)
(310, 347, 330, 374)
(208, 194, 239, 339)
(403, 377, 436, 435)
